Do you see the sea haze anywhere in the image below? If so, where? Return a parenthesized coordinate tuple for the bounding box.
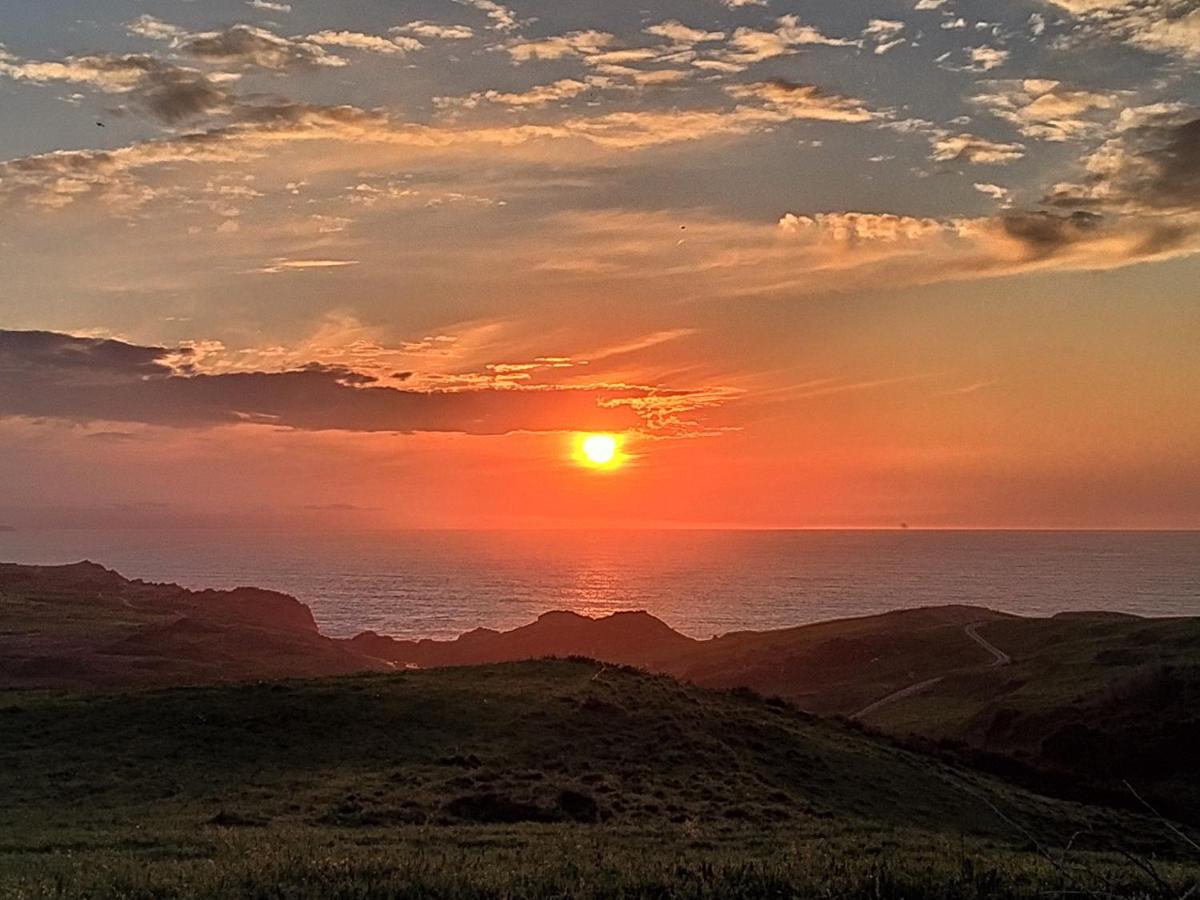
(1, 530, 1197, 640)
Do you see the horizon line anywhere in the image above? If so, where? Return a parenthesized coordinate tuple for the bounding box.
(3, 525, 1199, 535)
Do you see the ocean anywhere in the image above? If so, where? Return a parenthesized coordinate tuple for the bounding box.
(2, 529, 1198, 640)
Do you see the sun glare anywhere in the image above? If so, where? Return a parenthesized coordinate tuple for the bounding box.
(576, 433, 622, 469)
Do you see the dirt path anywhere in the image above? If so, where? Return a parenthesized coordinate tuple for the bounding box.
(851, 622, 1010, 720)
(963, 622, 1011, 667)
(850, 676, 944, 721)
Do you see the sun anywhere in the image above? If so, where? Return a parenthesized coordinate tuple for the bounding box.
(575, 433, 623, 469)
(583, 434, 617, 465)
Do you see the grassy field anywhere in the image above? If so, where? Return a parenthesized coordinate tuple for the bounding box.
(6, 826, 1200, 899)
(3, 660, 1198, 898)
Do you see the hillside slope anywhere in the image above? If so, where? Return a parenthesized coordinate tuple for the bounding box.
(346, 600, 1200, 827)
(864, 613, 1200, 822)
(3, 660, 1195, 898)
(0, 659, 1077, 837)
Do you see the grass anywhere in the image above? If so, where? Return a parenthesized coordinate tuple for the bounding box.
(4, 827, 1199, 899)
(857, 617, 1200, 824)
(0, 661, 1128, 837)
(671, 606, 1002, 715)
(3, 660, 1199, 898)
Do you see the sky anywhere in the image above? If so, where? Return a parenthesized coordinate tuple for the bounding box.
(0, 0, 1198, 530)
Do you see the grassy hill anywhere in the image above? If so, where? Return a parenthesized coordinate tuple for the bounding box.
(4, 561, 1200, 895)
(352, 603, 1200, 825)
(857, 613, 1200, 732)
(663, 605, 1012, 714)
(858, 614, 1200, 822)
(2, 660, 1198, 899)
(0, 561, 387, 688)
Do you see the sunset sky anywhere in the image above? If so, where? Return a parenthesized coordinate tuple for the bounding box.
(1, 0, 1198, 530)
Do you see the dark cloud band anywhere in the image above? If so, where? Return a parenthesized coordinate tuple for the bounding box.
(0, 330, 658, 435)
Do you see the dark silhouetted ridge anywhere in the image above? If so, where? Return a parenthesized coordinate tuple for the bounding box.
(0, 561, 386, 688)
(348, 608, 697, 668)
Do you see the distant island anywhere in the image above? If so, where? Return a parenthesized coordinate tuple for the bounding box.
(2, 560, 1198, 898)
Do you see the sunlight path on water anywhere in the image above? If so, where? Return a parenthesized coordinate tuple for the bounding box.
(3, 529, 1197, 640)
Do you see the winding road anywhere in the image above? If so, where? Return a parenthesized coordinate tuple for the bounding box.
(963, 622, 1011, 667)
(850, 676, 946, 721)
(850, 622, 1010, 721)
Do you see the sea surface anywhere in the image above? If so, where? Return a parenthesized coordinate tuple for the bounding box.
(2, 529, 1198, 640)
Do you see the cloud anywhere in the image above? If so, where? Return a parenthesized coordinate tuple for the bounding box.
(864, 20, 904, 38)
(248, 0, 291, 11)
(707, 15, 858, 69)
(1124, 7, 1200, 58)
(0, 330, 176, 379)
(176, 24, 347, 70)
(0, 330, 711, 435)
(588, 66, 692, 88)
(0, 104, 389, 209)
(942, 379, 1003, 396)
(775, 206, 1199, 280)
(586, 329, 698, 362)
(935, 41, 1009, 70)
(395, 22, 475, 41)
(256, 258, 360, 274)
(507, 31, 615, 62)
(862, 19, 907, 54)
(344, 179, 502, 210)
(643, 21, 725, 46)
(779, 211, 952, 242)
(930, 133, 1026, 164)
(529, 198, 1199, 303)
(774, 15, 856, 47)
(129, 17, 412, 65)
(1043, 0, 1200, 60)
(441, 79, 592, 109)
(455, 0, 519, 33)
(973, 79, 1118, 141)
(990, 210, 1104, 259)
(1044, 112, 1200, 214)
(726, 80, 877, 124)
(306, 31, 423, 55)
(126, 15, 186, 42)
(967, 46, 1009, 71)
(0, 85, 889, 212)
(0, 52, 233, 124)
(974, 182, 1013, 206)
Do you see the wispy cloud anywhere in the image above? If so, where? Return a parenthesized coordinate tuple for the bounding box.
(256, 258, 360, 274)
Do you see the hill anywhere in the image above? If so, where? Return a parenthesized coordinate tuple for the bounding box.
(2, 660, 1197, 898)
(854, 613, 1200, 822)
(0, 561, 388, 688)
(5, 561, 1200, 829)
(350, 607, 698, 668)
(341, 598, 1200, 831)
